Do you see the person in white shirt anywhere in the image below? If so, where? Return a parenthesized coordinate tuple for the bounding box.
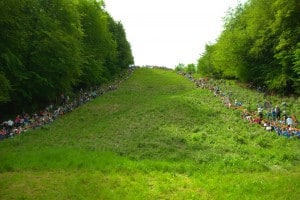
(257, 107, 263, 119)
(286, 116, 293, 128)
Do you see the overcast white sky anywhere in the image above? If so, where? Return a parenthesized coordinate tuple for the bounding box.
(104, 0, 247, 68)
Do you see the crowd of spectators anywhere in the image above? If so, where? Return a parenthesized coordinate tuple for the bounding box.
(3, 67, 298, 141)
(0, 67, 135, 141)
(178, 71, 300, 139)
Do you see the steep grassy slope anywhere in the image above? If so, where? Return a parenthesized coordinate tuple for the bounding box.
(0, 68, 299, 199)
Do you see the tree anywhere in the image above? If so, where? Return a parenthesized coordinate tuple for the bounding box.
(175, 63, 185, 72)
(77, 0, 117, 88)
(197, 0, 300, 95)
(107, 15, 134, 72)
(0, 72, 11, 103)
(186, 63, 196, 74)
(27, 0, 83, 100)
(0, 0, 134, 116)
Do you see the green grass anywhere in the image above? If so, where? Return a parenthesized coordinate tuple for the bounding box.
(0, 68, 300, 199)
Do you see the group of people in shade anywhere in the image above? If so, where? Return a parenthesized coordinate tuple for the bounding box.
(178, 71, 300, 139)
(0, 67, 135, 140)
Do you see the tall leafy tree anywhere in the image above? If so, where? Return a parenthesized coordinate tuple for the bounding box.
(197, 44, 221, 78)
(107, 14, 134, 72)
(270, 0, 300, 94)
(0, 0, 134, 116)
(0, 0, 36, 109)
(0, 72, 11, 103)
(197, 0, 300, 95)
(26, 0, 83, 101)
(77, 0, 117, 87)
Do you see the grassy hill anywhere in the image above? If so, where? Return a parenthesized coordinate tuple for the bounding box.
(0, 68, 299, 199)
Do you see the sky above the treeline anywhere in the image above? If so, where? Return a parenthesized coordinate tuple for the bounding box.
(104, 0, 247, 68)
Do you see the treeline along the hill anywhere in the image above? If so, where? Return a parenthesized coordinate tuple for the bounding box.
(197, 0, 300, 96)
(0, 0, 134, 116)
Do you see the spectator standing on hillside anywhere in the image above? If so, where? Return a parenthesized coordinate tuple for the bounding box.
(271, 108, 276, 121)
(7, 119, 13, 128)
(281, 110, 288, 124)
(292, 115, 298, 127)
(275, 105, 281, 120)
(286, 116, 293, 128)
(14, 115, 21, 127)
(0, 127, 6, 139)
(258, 106, 263, 119)
(266, 108, 272, 120)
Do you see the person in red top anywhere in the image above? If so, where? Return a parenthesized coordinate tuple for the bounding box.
(252, 117, 261, 124)
(0, 127, 7, 139)
(14, 115, 21, 127)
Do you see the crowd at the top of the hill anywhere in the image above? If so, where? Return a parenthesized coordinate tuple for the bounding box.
(0, 67, 136, 140)
(178, 71, 300, 139)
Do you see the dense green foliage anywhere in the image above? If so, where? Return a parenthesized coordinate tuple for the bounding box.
(0, 0, 133, 114)
(175, 63, 197, 74)
(197, 0, 300, 95)
(0, 68, 299, 199)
